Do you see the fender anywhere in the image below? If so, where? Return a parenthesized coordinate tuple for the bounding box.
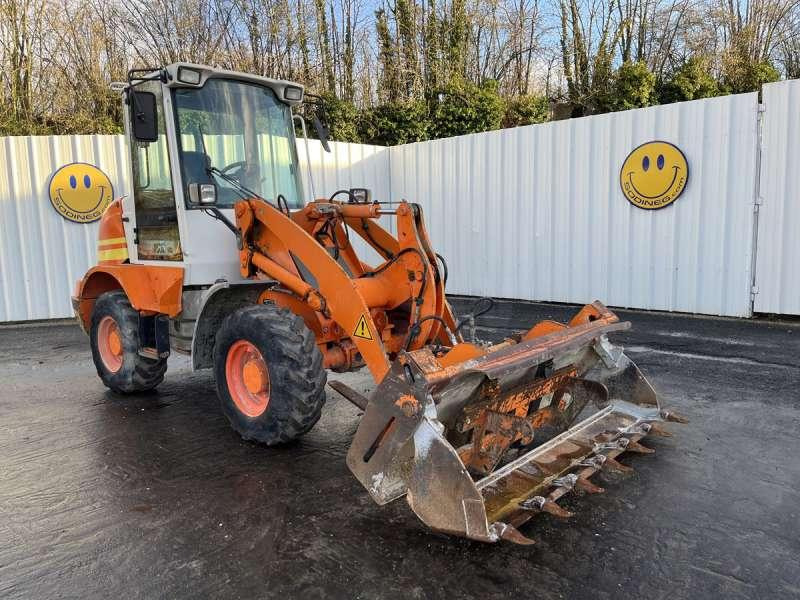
(190, 280, 270, 371)
(72, 264, 184, 332)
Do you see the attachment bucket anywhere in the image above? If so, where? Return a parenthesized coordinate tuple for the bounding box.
(346, 302, 685, 543)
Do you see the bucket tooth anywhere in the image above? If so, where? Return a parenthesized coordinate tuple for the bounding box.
(553, 474, 578, 490)
(646, 422, 673, 438)
(578, 455, 607, 469)
(541, 500, 574, 519)
(626, 440, 655, 454)
(661, 410, 689, 424)
(602, 456, 634, 474)
(490, 522, 536, 545)
(575, 477, 605, 494)
(620, 422, 652, 436)
(595, 438, 629, 453)
(520, 496, 574, 519)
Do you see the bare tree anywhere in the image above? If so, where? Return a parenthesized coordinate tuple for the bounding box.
(2, 0, 800, 135)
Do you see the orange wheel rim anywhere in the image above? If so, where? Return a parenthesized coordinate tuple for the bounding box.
(225, 340, 270, 417)
(98, 316, 123, 373)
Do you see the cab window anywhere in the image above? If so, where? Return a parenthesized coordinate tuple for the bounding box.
(173, 78, 303, 209)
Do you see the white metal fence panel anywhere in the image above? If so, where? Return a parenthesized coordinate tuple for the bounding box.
(391, 93, 760, 317)
(0, 135, 389, 322)
(298, 139, 392, 264)
(0, 135, 129, 322)
(754, 80, 800, 315)
(300, 139, 391, 204)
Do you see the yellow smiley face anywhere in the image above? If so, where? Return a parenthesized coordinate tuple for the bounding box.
(48, 163, 114, 223)
(620, 141, 688, 209)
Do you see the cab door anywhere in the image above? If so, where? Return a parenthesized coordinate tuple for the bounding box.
(126, 80, 183, 263)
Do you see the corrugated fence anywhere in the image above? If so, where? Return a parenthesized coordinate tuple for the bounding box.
(391, 92, 760, 317)
(1, 80, 798, 322)
(0, 135, 128, 322)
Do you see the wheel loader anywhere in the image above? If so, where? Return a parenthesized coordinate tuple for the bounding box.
(72, 63, 686, 544)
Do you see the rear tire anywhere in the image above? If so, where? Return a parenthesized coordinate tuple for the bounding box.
(213, 303, 327, 445)
(90, 290, 167, 393)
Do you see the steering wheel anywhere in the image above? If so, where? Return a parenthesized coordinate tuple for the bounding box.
(219, 161, 247, 176)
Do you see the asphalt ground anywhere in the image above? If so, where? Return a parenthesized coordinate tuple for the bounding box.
(1, 298, 799, 599)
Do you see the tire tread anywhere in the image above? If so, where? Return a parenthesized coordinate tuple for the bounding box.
(213, 303, 327, 444)
(90, 290, 167, 393)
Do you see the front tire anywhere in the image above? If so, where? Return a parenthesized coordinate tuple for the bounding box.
(213, 303, 327, 445)
(90, 290, 167, 393)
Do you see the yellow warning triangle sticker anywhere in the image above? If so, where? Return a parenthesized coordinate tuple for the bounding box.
(352, 314, 373, 340)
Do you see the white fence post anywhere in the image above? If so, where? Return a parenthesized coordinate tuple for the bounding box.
(754, 80, 800, 315)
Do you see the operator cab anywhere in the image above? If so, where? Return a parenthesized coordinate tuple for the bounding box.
(122, 63, 312, 284)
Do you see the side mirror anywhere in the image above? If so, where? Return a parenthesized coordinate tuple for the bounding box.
(130, 91, 158, 142)
(349, 188, 372, 203)
(312, 114, 331, 153)
(188, 182, 218, 206)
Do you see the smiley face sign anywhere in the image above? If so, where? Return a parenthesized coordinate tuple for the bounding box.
(48, 162, 114, 223)
(620, 141, 688, 210)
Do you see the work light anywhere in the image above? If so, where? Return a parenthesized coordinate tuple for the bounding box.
(284, 86, 303, 101)
(178, 68, 202, 85)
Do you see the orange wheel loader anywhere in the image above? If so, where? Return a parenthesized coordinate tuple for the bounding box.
(73, 63, 686, 544)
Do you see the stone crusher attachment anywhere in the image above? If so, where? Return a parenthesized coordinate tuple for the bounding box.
(347, 302, 687, 544)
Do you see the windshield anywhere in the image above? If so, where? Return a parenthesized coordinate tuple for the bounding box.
(173, 78, 303, 208)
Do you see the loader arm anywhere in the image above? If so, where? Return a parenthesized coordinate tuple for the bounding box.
(236, 199, 391, 381)
(234, 198, 458, 381)
(343, 212, 460, 347)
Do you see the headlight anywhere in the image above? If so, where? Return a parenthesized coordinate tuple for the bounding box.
(284, 85, 303, 101)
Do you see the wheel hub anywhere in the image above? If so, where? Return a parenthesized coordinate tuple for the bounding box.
(225, 340, 271, 417)
(242, 358, 268, 394)
(97, 316, 123, 373)
(108, 327, 122, 357)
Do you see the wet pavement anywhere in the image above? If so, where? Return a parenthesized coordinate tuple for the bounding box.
(1, 298, 799, 599)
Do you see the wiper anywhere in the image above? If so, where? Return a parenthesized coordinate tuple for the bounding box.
(207, 166, 283, 215)
(201, 167, 284, 249)
(206, 166, 274, 208)
(195, 124, 277, 209)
